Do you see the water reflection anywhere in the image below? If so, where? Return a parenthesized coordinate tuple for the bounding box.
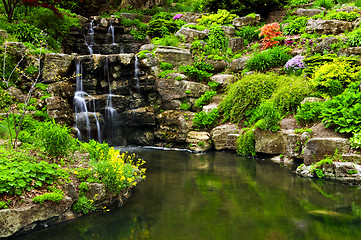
(18, 148, 361, 240)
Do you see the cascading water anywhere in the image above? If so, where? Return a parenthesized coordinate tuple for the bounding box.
(104, 57, 118, 130)
(134, 55, 140, 92)
(85, 20, 94, 54)
(107, 23, 115, 45)
(73, 60, 102, 142)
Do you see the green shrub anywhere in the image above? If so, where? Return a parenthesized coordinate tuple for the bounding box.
(248, 101, 281, 132)
(151, 34, 181, 47)
(246, 46, 292, 72)
(180, 101, 191, 111)
(81, 140, 109, 162)
(207, 25, 227, 50)
(235, 25, 260, 42)
(158, 69, 177, 78)
(313, 0, 334, 9)
(347, 28, 361, 47)
(147, 19, 182, 38)
(193, 108, 219, 129)
(208, 81, 220, 91)
(350, 133, 361, 149)
(194, 90, 217, 108)
(32, 191, 64, 204)
(310, 59, 361, 97)
(324, 11, 360, 21)
(289, 0, 310, 6)
(184, 24, 207, 31)
(236, 127, 256, 156)
(283, 16, 308, 35)
(198, 9, 238, 26)
(137, 50, 152, 59)
(160, 62, 173, 70)
(0, 201, 8, 209)
(72, 196, 95, 214)
(179, 61, 214, 82)
(295, 101, 324, 125)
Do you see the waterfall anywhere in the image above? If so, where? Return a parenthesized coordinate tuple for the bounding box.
(108, 23, 115, 45)
(85, 21, 94, 55)
(73, 60, 102, 142)
(134, 55, 140, 92)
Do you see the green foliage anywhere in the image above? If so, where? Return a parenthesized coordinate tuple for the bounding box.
(283, 16, 308, 35)
(310, 59, 361, 97)
(198, 9, 238, 26)
(0, 146, 67, 195)
(310, 156, 334, 178)
(235, 25, 260, 42)
(32, 191, 64, 204)
(295, 128, 312, 134)
(81, 140, 109, 162)
(158, 69, 177, 78)
(249, 101, 281, 132)
(350, 133, 361, 150)
(151, 34, 181, 47)
(184, 24, 207, 31)
(347, 28, 361, 47)
(37, 121, 74, 158)
(79, 181, 89, 192)
(289, 0, 310, 6)
(207, 25, 227, 50)
(314, 0, 335, 9)
(180, 101, 191, 111)
(246, 46, 292, 72)
(236, 127, 256, 156)
(321, 83, 361, 133)
(179, 61, 214, 82)
(324, 11, 360, 21)
(195, 90, 217, 108)
(0, 201, 8, 209)
(72, 196, 95, 214)
(0, 88, 11, 111)
(208, 81, 219, 91)
(160, 62, 173, 71)
(147, 19, 183, 38)
(137, 50, 152, 60)
(193, 108, 219, 129)
(130, 29, 147, 40)
(295, 101, 324, 125)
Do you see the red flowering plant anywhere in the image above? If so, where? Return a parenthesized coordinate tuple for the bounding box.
(259, 22, 282, 50)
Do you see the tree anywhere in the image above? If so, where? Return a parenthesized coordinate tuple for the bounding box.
(2, 0, 61, 22)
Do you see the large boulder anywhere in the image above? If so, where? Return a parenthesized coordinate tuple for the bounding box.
(179, 12, 202, 23)
(255, 129, 288, 155)
(232, 14, 261, 29)
(210, 124, 239, 150)
(187, 131, 212, 152)
(229, 37, 244, 53)
(295, 8, 322, 17)
(42, 53, 74, 83)
(175, 26, 209, 43)
(48, 81, 75, 98)
(312, 37, 339, 54)
(45, 96, 73, 124)
(155, 110, 195, 143)
(209, 74, 236, 91)
(75, 112, 104, 132)
(118, 107, 156, 126)
(338, 46, 361, 57)
(0, 197, 72, 238)
(303, 138, 350, 165)
(229, 56, 250, 73)
(305, 19, 352, 35)
(154, 46, 192, 68)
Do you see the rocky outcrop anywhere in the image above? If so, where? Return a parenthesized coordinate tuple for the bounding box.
(338, 46, 361, 57)
(209, 74, 236, 91)
(210, 124, 239, 150)
(154, 46, 193, 68)
(229, 37, 244, 53)
(305, 19, 352, 35)
(46, 96, 73, 125)
(175, 26, 209, 43)
(295, 8, 322, 17)
(312, 37, 340, 54)
(42, 53, 74, 83)
(48, 81, 76, 98)
(232, 14, 261, 29)
(187, 131, 212, 152)
(303, 138, 350, 165)
(229, 56, 250, 73)
(255, 129, 289, 155)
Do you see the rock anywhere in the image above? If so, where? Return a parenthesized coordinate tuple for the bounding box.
(310, 123, 348, 138)
(179, 12, 202, 23)
(187, 131, 212, 152)
(135, 131, 154, 145)
(118, 53, 134, 65)
(308, 210, 357, 221)
(48, 81, 75, 98)
(0, 197, 72, 238)
(209, 74, 236, 91)
(338, 46, 361, 57)
(226, 133, 239, 150)
(280, 116, 299, 130)
(154, 46, 193, 68)
(175, 26, 209, 43)
(139, 52, 158, 68)
(255, 129, 288, 155)
(139, 44, 155, 52)
(303, 138, 350, 165)
(266, 10, 287, 23)
(295, 8, 322, 17)
(75, 112, 104, 131)
(232, 14, 261, 29)
(9, 87, 25, 103)
(312, 37, 339, 54)
(139, 74, 156, 92)
(221, 25, 236, 38)
(118, 107, 156, 126)
(85, 183, 107, 204)
(45, 97, 73, 124)
(202, 103, 219, 113)
(305, 19, 352, 35)
(5, 42, 26, 61)
(42, 53, 73, 83)
(342, 154, 361, 164)
(155, 110, 195, 143)
(156, 78, 209, 110)
(100, 18, 109, 28)
(211, 124, 239, 150)
(336, 6, 359, 13)
(229, 37, 244, 53)
(300, 97, 324, 105)
(0, 29, 9, 39)
(205, 59, 228, 73)
(229, 56, 250, 73)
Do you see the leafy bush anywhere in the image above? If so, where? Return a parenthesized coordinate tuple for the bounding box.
(158, 69, 177, 78)
(313, 0, 334, 9)
(179, 61, 214, 82)
(32, 191, 64, 204)
(180, 101, 191, 111)
(321, 83, 361, 133)
(207, 25, 227, 50)
(310, 157, 333, 178)
(195, 90, 217, 108)
(324, 11, 360, 21)
(350, 133, 361, 149)
(235, 25, 260, 43)
(283, 16, 308, 35)
(81, 140, 109, 162)
(246, 46, 292, 72)
(259, 22, 282, 49)
(184, 24, 207, 31)
(198, 9, 238, 26)
(147, 19, 183, 38)
(160, 62, 173, 70)
(310, 59, 361, 97)
(236, 127, 256, 156)
(248, 101, 281, 132)
(295, 101, 324, 125)
(137, 50, 152, 59)
(72, 196, 96, 214)
(347, 28, 361, 47)
(289, 0, 310, 6)
(0, 201, 8, 209)
(193, 108, 220, 129)
(151, 34, 181, 47)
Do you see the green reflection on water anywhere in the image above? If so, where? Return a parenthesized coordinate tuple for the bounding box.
(18, 148, 361, 240)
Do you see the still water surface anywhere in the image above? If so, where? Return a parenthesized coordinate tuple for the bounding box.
(19, 147, 361, 240)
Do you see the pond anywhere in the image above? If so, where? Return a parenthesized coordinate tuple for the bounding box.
(18, 147, 361, 240)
